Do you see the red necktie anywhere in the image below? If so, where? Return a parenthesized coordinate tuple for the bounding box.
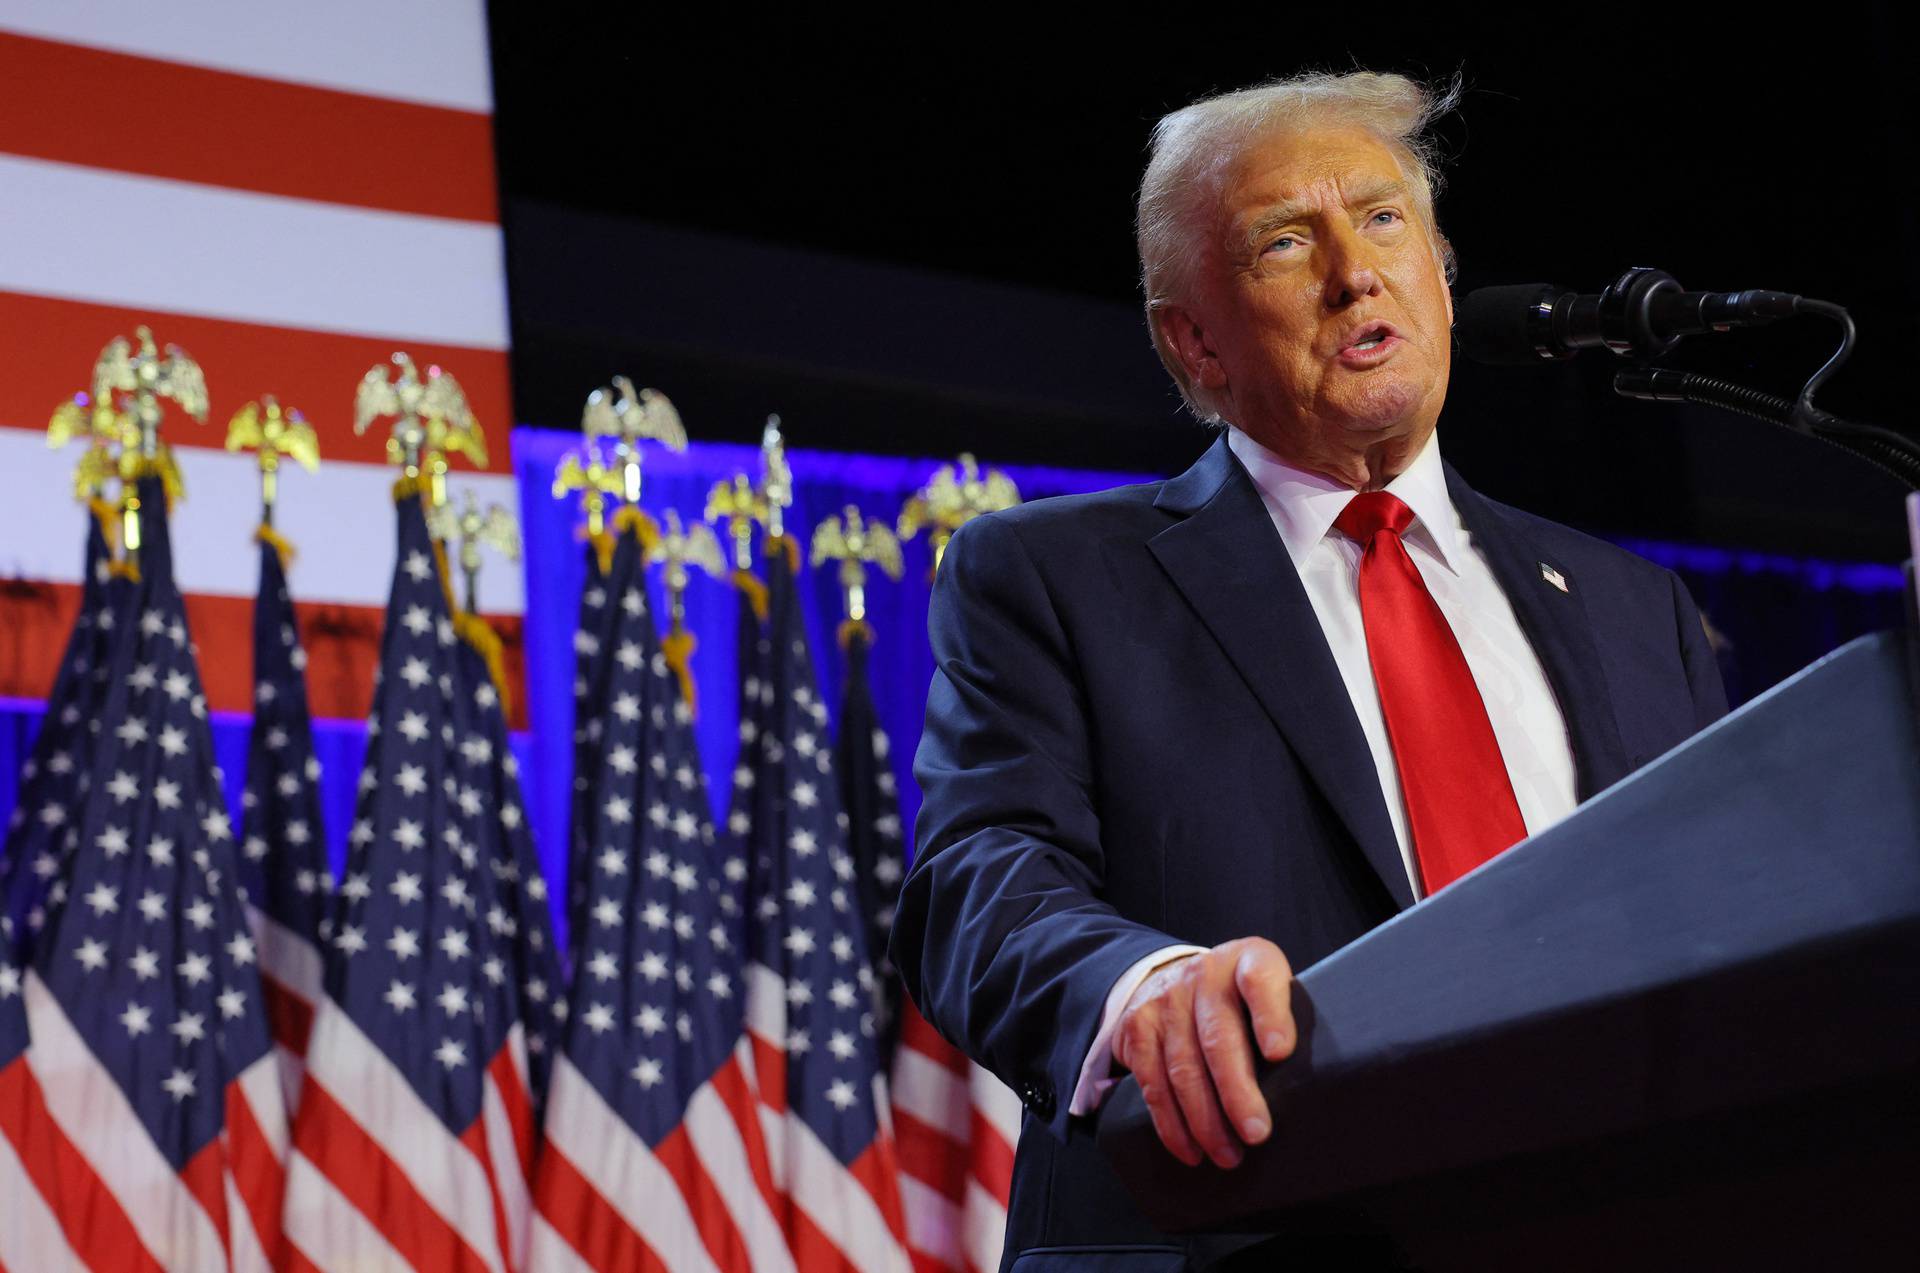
(1334, 491, 1528, 894)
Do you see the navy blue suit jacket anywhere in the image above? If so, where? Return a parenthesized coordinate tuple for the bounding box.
(891, 434, 1727, 1271)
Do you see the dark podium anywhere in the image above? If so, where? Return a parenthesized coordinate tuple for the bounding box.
(1097, 631, 1920, 1271)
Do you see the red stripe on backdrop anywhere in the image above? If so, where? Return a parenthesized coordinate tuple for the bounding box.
(0, 582, 529, 729)
(291, 1078, 497, 1273)
(533, 1144, 673, 1273)
(967, 1105, 1015, 1203)
(0, 1058, 166, 1273)
(0, 291, 513, 470)
(751, 1030, 788, 1113)
(226, 1079, 289, 1267)
(0, 32, 499, 224)
(262, 972, 317, 1060)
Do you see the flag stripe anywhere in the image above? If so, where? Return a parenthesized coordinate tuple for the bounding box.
(897, 1174, 964, 1272)
(480, 1049, 535, 1272)
(0, 32, 498, 223)
(0, 291, 512, 471)
(282, 1147, 415, 1273)
(892, 1108, 969, 1199)
(228, 1059, 291, 1270)
(0, 1115, 81, 1273)
(532, 1145, 679, 1273)
(0, 0, 493, 112)
(298, 1004, 507, 1273)
(697, 1044, 793, 1267)
(539, 1057, 723, 1273)
(891, 1047, 972, 1142)
(23, 971, 227, 1271)
(960, 1179, 1008, 1273)
(782, 1112, 913, 1273)
(0, 156, 510, 350)
(965, 1106, 1016, 1203)
(291, 1077, 499, 1273)
(0, 1054, 162, 1273)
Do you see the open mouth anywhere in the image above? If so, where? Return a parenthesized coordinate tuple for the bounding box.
(1343, 322, 1399, 352)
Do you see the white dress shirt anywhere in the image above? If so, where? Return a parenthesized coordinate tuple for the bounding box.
(1069, 426, 1579, 1115)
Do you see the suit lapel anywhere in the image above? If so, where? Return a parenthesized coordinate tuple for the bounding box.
(1445, 467, 1631, 799)
(1149, 436, 1414, 912)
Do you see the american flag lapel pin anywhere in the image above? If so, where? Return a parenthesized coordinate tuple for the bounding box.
(1540, 562, 1569, 592)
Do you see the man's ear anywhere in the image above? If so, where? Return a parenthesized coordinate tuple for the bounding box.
(1157, 303, 1229, 392)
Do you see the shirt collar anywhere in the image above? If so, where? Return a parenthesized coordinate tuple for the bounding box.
(1224, 425, 1464, 575)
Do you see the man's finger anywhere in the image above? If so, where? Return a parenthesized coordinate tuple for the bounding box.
(1160, 997, 1242, 1169)
(1235, 940, 1295, 1062)
(1193, 955, 1271, 1147)
(1123, 1017, 1203, 1167)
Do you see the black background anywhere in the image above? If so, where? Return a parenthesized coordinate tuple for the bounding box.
(485, 5, 1919, 560)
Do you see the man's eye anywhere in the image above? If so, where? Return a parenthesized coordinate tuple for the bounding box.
(1371, 210, 1400, 226)
(1266, 235, 1298, 253)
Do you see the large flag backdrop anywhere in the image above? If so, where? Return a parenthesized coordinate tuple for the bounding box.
(0, 0, 525, 726)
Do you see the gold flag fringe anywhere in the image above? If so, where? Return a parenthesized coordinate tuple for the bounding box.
(454, 611, 511, 719)
(731, 569, 769, 623)
(253, 523, 297, 568)
(661, 628, 699, 720)
(836, 617, 875, 651)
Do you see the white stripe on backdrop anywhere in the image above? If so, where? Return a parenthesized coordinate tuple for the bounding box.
(0, 155, 510, 349)
(0, 0, 495, 112)
(0, 431, 523, 611)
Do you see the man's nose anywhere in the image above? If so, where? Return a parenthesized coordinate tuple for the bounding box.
(1321, 225, 1383, 308)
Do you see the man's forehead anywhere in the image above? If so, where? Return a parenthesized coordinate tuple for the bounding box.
(1221, 126, 1410, 220)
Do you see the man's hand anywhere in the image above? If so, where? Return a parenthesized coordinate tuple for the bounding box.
(1111, 937, 1295, 1169)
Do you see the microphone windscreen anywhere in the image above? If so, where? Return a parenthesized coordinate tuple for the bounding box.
(1457, 284, 1560, 365)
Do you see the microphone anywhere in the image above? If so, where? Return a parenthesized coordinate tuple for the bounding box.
(1457, 267, 1802, 365)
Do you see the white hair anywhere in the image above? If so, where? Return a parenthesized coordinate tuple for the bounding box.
(1136, 71, 1461, 423)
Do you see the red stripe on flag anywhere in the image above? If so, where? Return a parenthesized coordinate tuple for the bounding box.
(653, 1122, 755, 1272)
(0, 582, 529, 729)
(262, 971, 317, 1060)
(910, 1252, 957, 1273)
(899, 1003, 969, 1077)
(291, 1077, 496, 1273)
(459, 1114, 515, 1273)
(707, 1052, 783, 1226)
(751, 1032, 788, 1113)
(532, 1143, 673, 1273)
(850, 1135, 913, 1255)
(892, 1107, 968, 1202)
(178, 1135, 232, 1259)
(0, 1057, 166, 1273)
(967, 1104, 1016, 1204)
(226, 1077, 288, 1269)
(0, 32, 499, 224)
(785, 1200, 864, 1273)
(486, 1043, 535, 1177)
(0, 290, 512, 470)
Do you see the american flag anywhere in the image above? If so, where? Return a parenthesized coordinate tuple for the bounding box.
(740, 542, 912, 1271)
(567, 543, 613, 965)
(531, 522, 789, 1272)
(236, 533, 333, 1110)
(2, 508, 127, 964)
(452, 627, 565, 1112)
(837, 629, 1019, 1273)
(283, 488, 537, 1272)
(20, 474, 290, 1270)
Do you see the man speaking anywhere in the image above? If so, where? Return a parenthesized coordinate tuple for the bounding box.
(891, 70, 1727, 1270)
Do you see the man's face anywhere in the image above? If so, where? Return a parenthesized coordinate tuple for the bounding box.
(1166, 126, 1454, 482)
